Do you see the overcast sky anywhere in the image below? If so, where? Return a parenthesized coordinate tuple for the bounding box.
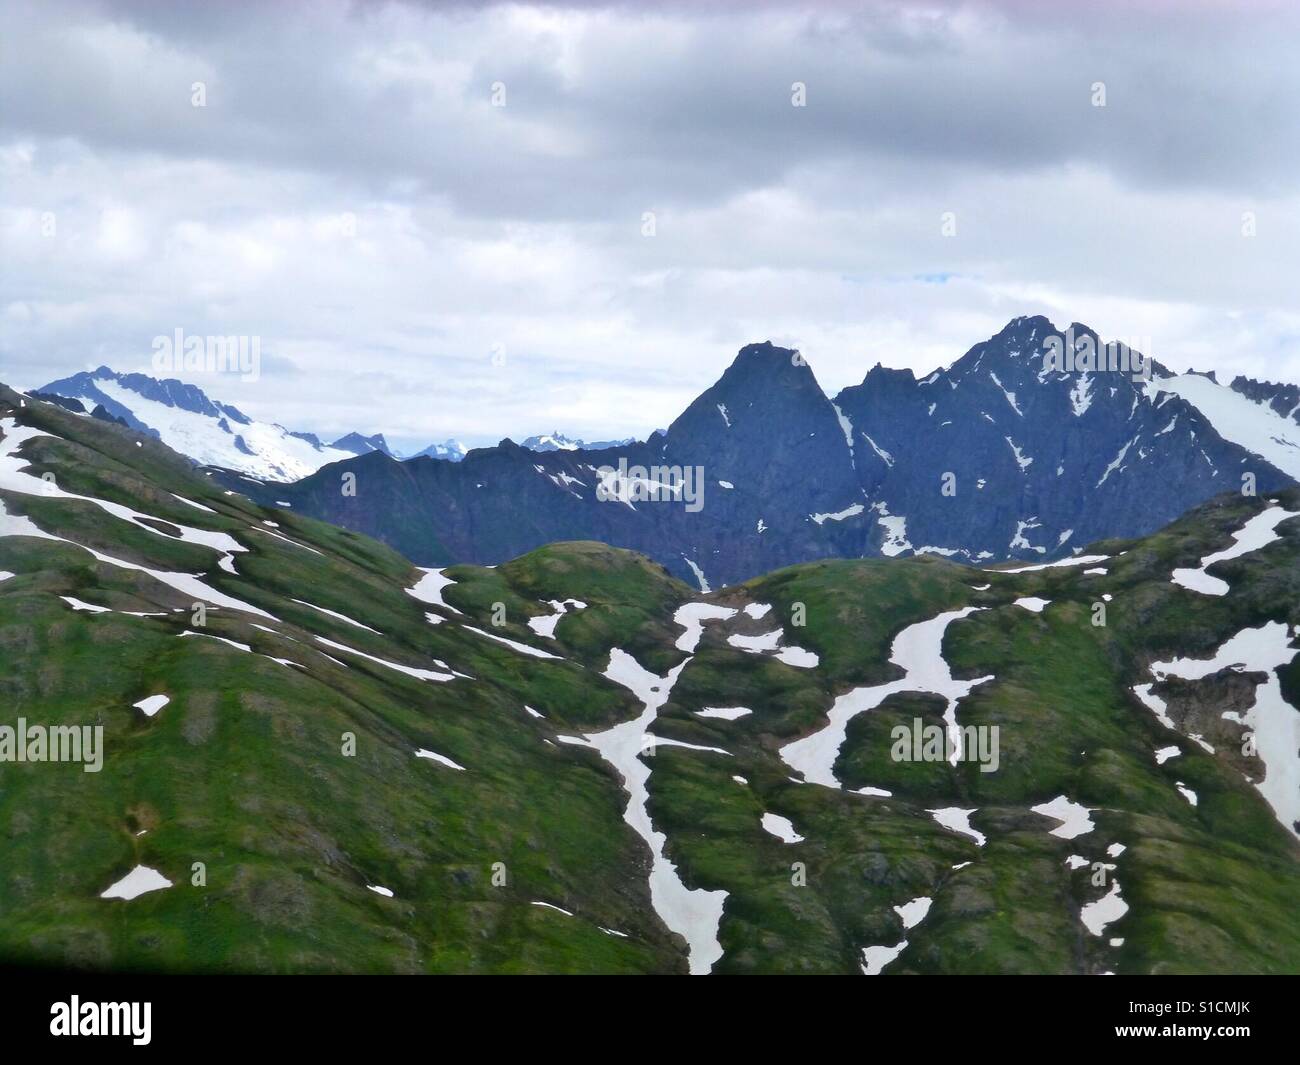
(3, 0, 1298, 451)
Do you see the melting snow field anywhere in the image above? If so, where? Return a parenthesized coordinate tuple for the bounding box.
(578, 649, 728, 975)
(406, 567, 459, 611)
(291, 598, 380, 633)
(1, 417, 259, 586)
(780, 607, 991, 788)
(1170, 506, 1299, 597)
(860, 896, 933, 975)
(415, 748, 466, 770)
(316, 636, 455, 683)
(1132, 683, 1175, 730)
(62, 596, 110, 613)
(1145, 622, 1300, 837)
(696, 706, 752, 720)
(928, 807, 986, 846)
(1, 420, 241, 552)
(181, 631, 251, 653)
(861, 942, 907, 975)
(132, 694, 170, 718)
(0, 494, 274, 621)
(1080, 880, 1129, 937)
(997, 553, 1109, 574)
(683, 557, 710, 592)
(774, 646, 819, 668)
(895, 895, 933, 930)
(810, 503, 865, 525)
(100, 865, 173, 901)
(4, 500, 272, 623)
(760, 813, 804, 843)
(526, 598, 586, 638)
(1014, 597, 1050, 613)
(463, 624, 562, 659)
(672, 602, 737, 652)
(1030, 795, 1095, 839)
(727, 628, 782, 652)
(708, 601, 819, 666)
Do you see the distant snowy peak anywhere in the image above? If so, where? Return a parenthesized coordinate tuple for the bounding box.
(36, 367, 356, 483)
(518, 432, 635, 452)
(411, 439, 468, 462)
(208, 320, 1300, 589)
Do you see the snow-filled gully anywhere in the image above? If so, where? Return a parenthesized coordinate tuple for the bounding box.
(569, 601, 996, 974)
(779, 607, 992, 790)
(560, 645, 727, 975)
(771, 606, 1005, 972)
(557, 599, 819, 974)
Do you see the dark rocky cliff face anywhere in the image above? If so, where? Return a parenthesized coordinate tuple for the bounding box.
(218, 318, 1295, 588)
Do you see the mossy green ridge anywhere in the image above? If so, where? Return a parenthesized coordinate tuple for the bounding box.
(1, 386, 1298, 974)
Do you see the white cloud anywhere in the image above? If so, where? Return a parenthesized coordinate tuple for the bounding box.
(2, 0, 1298, 450)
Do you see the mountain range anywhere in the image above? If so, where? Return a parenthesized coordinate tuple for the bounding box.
(55, 316, 1294, 589)
(520, 432, 639, 452)
(34, 367, 470, 480)
(2, 379, 1298, 973)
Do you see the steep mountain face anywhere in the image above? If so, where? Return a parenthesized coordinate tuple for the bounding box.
(37, 319, 1300, 588)
(329, 431, 395, 458)
(1229, 375, 1300, 426)
(655, 341, 872, 581)
(832, 316, 1291, 561)
(3, 384, 1300, 975)
(227, 320, 1296, 588)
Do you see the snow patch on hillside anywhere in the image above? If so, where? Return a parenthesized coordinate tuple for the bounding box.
(1170, 505, 1299, 596)
(780, 607, 991, 788)
(101, 865, 172, 901)
(760, 813, 803, 843)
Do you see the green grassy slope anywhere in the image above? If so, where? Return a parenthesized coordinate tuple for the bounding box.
(1, 385, 1298, 973)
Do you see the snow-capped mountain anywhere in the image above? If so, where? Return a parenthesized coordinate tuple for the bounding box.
(829, 316, 1300, 562)
(36, 367, 389, 482)
(40, 320, 1300, 589)
(228, 317, 1298, 588)
(410, 439, 468, 461)
(36, 367, 354, 482)
(519, 431, 636, 452)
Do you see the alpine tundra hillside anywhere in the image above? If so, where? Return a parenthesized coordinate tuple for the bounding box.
(1, 384, 1298, 974)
